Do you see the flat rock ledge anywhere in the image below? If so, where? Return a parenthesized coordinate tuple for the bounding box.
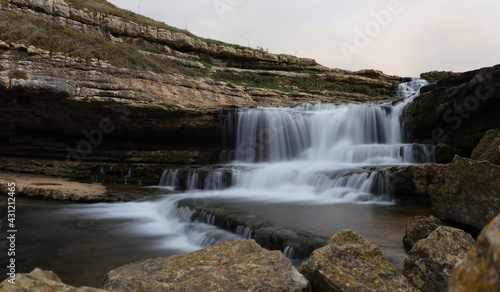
(299, 229, 418, 292)
(0, 171, 166, 201)
(103, 239, 311, 292)
(0, 268, 107, 292)
(0, 171, 106, 201)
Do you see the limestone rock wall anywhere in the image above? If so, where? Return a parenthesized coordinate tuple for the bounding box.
(4, 0, 319, 71)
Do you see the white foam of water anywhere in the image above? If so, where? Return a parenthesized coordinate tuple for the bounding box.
(56, 78, 431, 256)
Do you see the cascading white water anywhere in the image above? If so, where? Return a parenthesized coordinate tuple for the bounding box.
(57, 78, 431, 259)
(224, 78, 432, 203)
(159, 169, 179, 189)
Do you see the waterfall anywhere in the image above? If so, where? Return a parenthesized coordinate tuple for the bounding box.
(222, 78, 433, 203)
(159, 169, 179, 189)
(63, 78, 432, 261)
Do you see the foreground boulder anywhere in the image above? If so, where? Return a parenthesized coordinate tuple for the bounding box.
(432, 155, 500, 232)
(104, 239, 310, 292)
(471, 129, 500, 165)
(403, 216, 447, 250)
(0, 268, 107, 292)
(449, 213, 500, 291)
(403, 226, 475, 292)
(299, 229, 417, 292)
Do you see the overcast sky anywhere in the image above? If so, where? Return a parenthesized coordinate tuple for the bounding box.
(108, 0, 500, 77)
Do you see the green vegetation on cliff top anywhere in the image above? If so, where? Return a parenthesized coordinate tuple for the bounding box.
(0, 5, 387, 96)
(0, 10, 207, 76)
(64, 0, 253, 51)
(8, 70, 28, 80)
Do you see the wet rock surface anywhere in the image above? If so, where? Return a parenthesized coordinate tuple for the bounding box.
(299, 229, 418, 292)
(104, 239, 311, 292)
(403, 226, 475, 292)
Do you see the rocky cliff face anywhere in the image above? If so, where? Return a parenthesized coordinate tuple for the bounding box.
(405, 65, 500, 159)
(0, 0, 402, 183)
(3, 0, 316, 71)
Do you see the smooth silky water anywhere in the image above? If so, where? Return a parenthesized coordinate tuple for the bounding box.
(0, 78, 433, 287)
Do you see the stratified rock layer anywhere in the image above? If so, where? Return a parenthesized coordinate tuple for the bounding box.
(403, 226, 475, 292)
(449, 213, 500, 291)
(432, 155, 500, 232)
(299, 229, 418, 292)
(104, 239, 311, 292)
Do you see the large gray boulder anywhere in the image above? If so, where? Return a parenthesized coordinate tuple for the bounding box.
(104, 239, 310, 292)
(449, 213, 500, 291)
(403, 226, 475, 292)
(299, 229, 418, 292)
(432, 155, 500, 232)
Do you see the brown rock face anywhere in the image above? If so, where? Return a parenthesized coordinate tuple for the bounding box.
(403, 216, 447, 250)
(449, 213, 500, 291)
(103, 239, 311, 292)
(432, 155, 500, 232)
(387, 163, 448, 205)
(471, 128, 500, 165)
(403, 226, 475, 292)
(299, 229, 418, 292)
(0, 268, 107, 292)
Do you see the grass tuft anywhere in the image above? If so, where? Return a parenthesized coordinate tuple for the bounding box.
(0, 64, 5, 71)
(8, 70, 28, 80)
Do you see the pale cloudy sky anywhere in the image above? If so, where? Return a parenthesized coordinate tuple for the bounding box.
(107, 0, 500, 77)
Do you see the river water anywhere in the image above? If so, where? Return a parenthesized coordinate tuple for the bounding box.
(0, 78, 433, 288)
